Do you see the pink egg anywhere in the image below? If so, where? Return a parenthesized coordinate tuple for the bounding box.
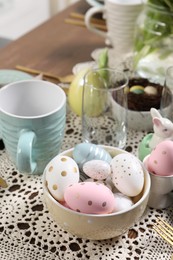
(147, 140, 173, 176)
(64, 182, 114, 214)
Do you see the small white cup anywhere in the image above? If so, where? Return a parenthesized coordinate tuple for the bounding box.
(85, 0, 143, 59)
(144, 155, 173, 209)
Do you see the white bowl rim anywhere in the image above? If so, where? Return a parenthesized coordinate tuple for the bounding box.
(43, 146, 151, 217)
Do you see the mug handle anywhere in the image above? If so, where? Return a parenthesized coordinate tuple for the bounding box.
(85, 6, 107, 38)
(17, 130, 37, 174)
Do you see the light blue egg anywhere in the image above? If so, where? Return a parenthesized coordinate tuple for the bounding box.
(72, 143, 112, 168)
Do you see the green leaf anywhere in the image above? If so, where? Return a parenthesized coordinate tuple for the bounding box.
(134, 1, 173, 67)
(164, 0, 173, 10)
(98, 48, 109, 82)
(98, 48, 109, 69)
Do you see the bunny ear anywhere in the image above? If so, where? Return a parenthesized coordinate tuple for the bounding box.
(150, 108, 162, 119)
(153, 117, 162, 127)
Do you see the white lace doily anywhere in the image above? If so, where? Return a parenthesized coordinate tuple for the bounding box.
(0, 105, 173, 260)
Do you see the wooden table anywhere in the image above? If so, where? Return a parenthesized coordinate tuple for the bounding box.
(0, 1, 104, 76)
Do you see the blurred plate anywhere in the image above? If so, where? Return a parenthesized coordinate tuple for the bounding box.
(0, 69, 33, 87)
(86, 0, 104, 7)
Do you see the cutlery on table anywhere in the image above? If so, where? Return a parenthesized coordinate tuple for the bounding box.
(153, 217, 173, 246)
(65, 12, 106, 31)
(15, 65, 74, 94)
(15, 65, 74, 84)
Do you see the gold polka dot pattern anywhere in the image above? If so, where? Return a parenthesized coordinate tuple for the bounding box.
(45, 155, 79, 201)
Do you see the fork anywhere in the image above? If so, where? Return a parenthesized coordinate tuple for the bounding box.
(15, 65, 74, 84)
(153, 217, 173, 246)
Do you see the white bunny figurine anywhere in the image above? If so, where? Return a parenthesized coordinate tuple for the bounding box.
(149, 108, 173, 149)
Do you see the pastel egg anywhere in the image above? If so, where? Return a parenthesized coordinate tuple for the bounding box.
(147, 140, 173, 176)
(73, 143, 112, 168)
(124, 86, 130, 94)
(112, 193, 134, 213)
(111, 153, 144, 197)
(45, 155, 79, 201)
(144, 86, 157, 95)
(130, 85, 144, 94)
(83, 160, 111, 180)
(64, 182, 115, 214)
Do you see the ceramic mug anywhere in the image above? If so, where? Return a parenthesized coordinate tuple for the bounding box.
(0, 80, 66, 175)
(85, 0, 143, 59)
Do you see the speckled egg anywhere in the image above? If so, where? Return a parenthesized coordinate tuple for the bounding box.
(64, 182, 115, 214)
(45, 155, 80, 201)
(111, 153, 144, 197)
(83, 159, 111, 180)
(112, 193, 134, 213)
(73, 143, 112, 168)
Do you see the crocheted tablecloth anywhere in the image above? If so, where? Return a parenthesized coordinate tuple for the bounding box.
(0, 106, 173, 260)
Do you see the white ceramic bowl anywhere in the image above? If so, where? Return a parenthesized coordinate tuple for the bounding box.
(43, 146, 151, 240)
(111, 96, 153, 131)
(112, 97, 173, 131)
(127, 109, 153, 131)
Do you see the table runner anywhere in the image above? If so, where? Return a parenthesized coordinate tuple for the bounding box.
(0, 106, 173, 260)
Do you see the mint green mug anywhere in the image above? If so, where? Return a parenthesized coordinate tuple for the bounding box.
(0, 80, 66, 174)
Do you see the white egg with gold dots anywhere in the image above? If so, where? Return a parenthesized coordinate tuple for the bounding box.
(45, 155, 80, 202)
(111, 153, 144, 197)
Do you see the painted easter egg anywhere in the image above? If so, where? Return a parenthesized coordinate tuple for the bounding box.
(147, 140, 173, 176)
(73, 143, 112, 168)
(130, 85, 144, 94)
(111, 153, 144, 197)
(64, 182, 114, 214)
(45, 155, 79, 201)
(144, 86, 157, 95)
(83, 159, 111, 180)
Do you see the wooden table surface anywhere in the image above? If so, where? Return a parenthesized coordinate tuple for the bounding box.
(0, 1, 104, 77)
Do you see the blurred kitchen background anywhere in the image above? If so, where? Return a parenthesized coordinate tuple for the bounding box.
(0, 0, 78, 42)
